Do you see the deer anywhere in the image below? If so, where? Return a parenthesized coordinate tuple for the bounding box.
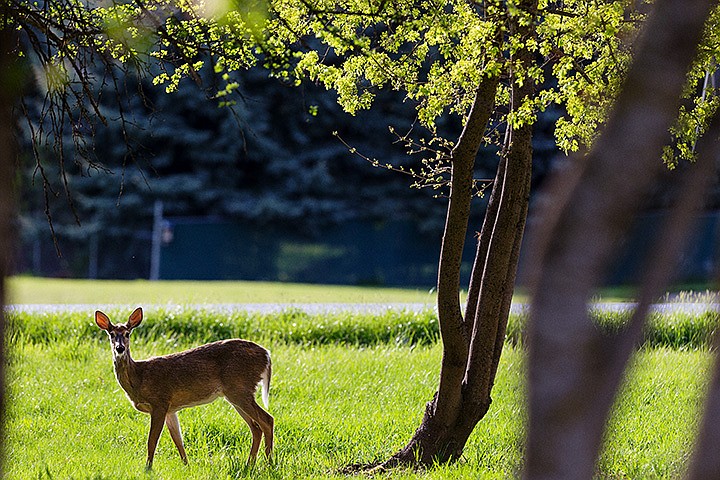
(95, 307, 273, 469)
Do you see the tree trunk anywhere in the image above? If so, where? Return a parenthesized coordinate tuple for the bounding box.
(377, 1, 538, 468)
(0, 12, 19, 476)
(524, 1, 716, 478)
(377, 73, 501, 469)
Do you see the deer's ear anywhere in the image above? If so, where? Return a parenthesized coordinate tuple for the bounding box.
(95, 311, 113, 331)
(128, 307, 143, 329)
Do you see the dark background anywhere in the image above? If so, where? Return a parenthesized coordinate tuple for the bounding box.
(12, 65, 720, 287)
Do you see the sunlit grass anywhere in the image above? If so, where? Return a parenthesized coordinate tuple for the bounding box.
(8, 301, 720, 351)
(7, 276, 436, 305)
(6, 307, 716, 479)
(600, 348, 713, 478)
(8, 340, 513, 479)
(8, 276, 717, 313)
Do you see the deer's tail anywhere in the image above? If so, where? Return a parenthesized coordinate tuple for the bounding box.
(260, 351, 271, 409)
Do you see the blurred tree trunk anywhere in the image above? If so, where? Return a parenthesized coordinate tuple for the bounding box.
(688, 295, 720, 479)
(525, 0, 717, 478)
(0, 6, 19, 474)
(378, 0, 537, 468)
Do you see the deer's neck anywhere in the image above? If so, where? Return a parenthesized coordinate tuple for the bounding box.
(113, 353, 139, 395)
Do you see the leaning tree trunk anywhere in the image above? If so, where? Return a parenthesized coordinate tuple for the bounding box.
(378, 1, 538, 468)
(524, 1, 716, 478)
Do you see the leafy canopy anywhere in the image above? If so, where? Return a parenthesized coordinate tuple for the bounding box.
(9, 0, 720, 164)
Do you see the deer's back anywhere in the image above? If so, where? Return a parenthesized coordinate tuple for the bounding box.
(133, 339, 269, 409)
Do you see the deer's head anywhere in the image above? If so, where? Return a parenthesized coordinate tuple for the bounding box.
(95, 307, 143, 359)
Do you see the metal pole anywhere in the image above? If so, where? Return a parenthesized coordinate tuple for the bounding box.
(150, 200, 163, 280)
(88, 234, 98, 279)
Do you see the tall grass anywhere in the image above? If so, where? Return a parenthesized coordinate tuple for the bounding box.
(9, 303, 719, 350)
(506, 308, 720, 350)
(7, 307, 441, 347)
(597, 348, 713, 478)
(6, 303, 719, 478)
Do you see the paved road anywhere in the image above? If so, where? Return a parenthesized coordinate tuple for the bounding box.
(6, 301, 719, 315)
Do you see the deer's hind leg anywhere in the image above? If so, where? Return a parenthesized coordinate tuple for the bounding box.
(225, 394, 273, 463)
(165, 411, 188, 464)
(253, 402, 274, 458)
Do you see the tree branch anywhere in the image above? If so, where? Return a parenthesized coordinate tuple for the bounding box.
(432, 73, 499, 420)
(464, 0, 537, 404)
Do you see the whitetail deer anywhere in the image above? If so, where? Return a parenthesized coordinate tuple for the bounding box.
(95, 307, 273, 469)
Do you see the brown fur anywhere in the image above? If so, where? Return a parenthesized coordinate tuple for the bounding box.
(96, 308, 273, 469)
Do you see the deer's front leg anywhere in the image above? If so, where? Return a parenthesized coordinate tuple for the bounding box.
(146, 408, 167, 470)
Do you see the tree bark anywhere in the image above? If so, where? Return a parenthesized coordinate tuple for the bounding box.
(465, 10, 535, 403)
(378, 73, 500, 469)
(432, 73, 500, 436)
(378, 1, 538, 468)
(684, 113, 720, 480)
(0, 10, 19, 475)
(525, 1, 716, 479)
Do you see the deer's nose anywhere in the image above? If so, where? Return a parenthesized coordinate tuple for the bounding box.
(115, 344, 126, 354)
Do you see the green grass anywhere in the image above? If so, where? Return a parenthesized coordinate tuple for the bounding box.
(8, 339, 513, 479)
(8, 275, 719, 307)
(6, 306, 718, 479)
(7, 307, 441, 348)
(6, 277, 436, 305)
(600, 348, 712, 478)
(9, 302, 720, 351)
(6, 338, 711, 479)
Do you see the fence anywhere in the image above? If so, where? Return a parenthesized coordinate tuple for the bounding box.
(13, 211, 720, 287)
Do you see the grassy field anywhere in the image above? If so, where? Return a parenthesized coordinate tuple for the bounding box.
(6, 302, 719, 479)
(6, 276, 437, 305)
(6, 338, 712, 479)
(7, 275, 717, 307)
